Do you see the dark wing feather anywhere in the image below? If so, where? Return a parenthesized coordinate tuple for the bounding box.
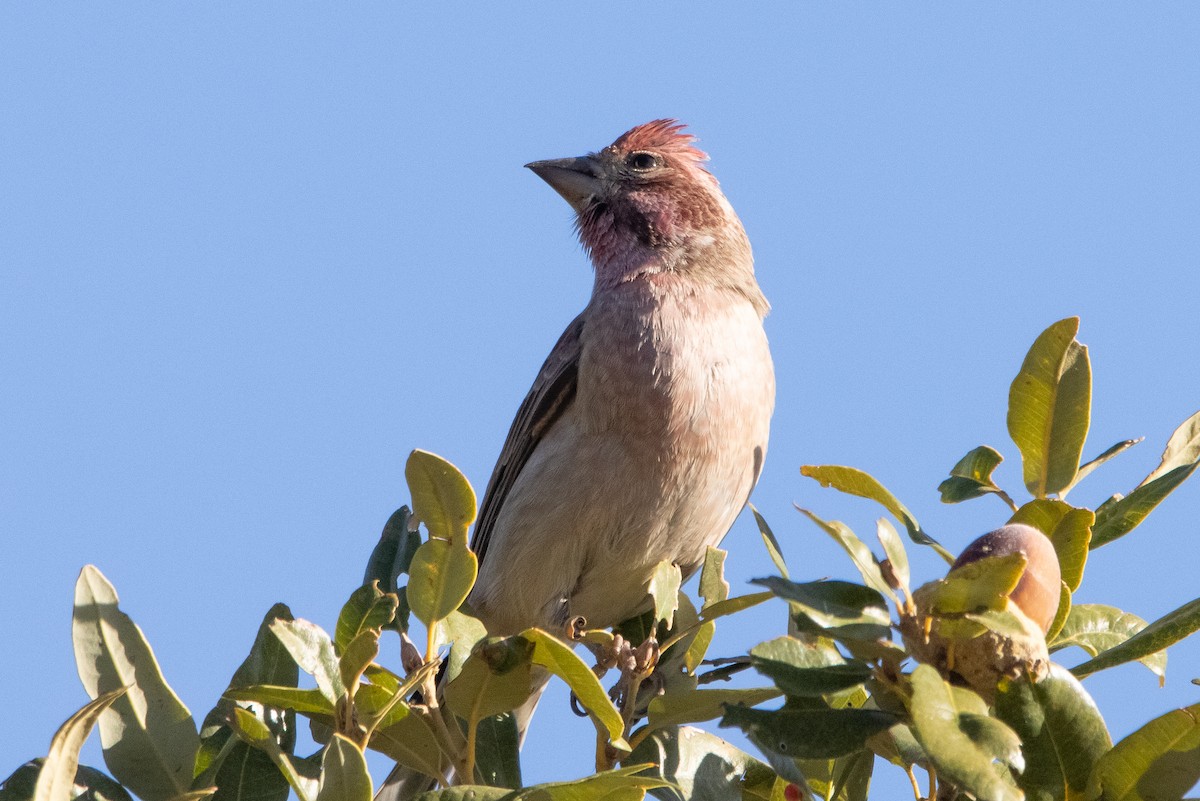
(470, 313, 585, 565)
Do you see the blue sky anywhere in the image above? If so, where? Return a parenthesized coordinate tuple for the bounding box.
(2, 4, 1198, 797)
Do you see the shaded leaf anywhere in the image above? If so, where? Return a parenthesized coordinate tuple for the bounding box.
(908, 665, 1022, 801)
(800, 465, 952, 562)
(1072, 597, 1200, 679)
(406, 449, 476, 545)
(752, 577, 890, 642)
(749, 637, 871, 697)
(369, 712, 449, 782)
(474, 713, 522, 790)
(1088, 702, 1200, 801)
(71, 566, 199, 801)
(407, 540, 479, 629)
(269, 619, 346, 704)
(721, 703, 896, 760)
(33, 689, 127, 801)
(335, 583, 398, 654)
(338, 630, 380, 695)
(1006, 317, 1091, 498)
(1052, 603, 1164, 680)
(994, 664, 1111, 801)
(445, 637, 537, 721)
(938, 445, 1005, 503)
(626, 726, 777, 801)
(316, 735, 371, 801)
(196, 603, 297, 801)
(646, 688, 781, 730)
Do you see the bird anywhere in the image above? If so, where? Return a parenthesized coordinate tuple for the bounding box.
(468, 119, 775, 636)
(379, 119, 774, 797)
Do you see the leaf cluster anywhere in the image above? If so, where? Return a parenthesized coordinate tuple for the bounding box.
(3, 319, 1199, 801)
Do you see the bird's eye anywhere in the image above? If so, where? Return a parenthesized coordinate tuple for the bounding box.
(627, 152, 660, 171)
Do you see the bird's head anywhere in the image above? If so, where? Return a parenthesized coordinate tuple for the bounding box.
(526, 120, 751, 286)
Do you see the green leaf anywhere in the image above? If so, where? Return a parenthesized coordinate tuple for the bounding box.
(1045, 581, 1072, 645)
(522, 629, 627, 748)
(923, 552, 1027, 615)
(473, 713, 522, 790)
(800, 465, 952, 563)
(938, 445, 1005, 503)
(1006, 316, 1092, 498)
(1052, 603, 1165, 680)
(752, 578, 891, 642)
(698, 547, 730, 608)
(269, 619, 346, 704)
(338, 630, 380, 694)
(1088, 702, 1200, 801)
(410, 789, 512, 801)
(224, 686, 334, 715)
(907, 665, 1022, 801)
(696, 591, 774, 624)
(645, 688, 781, 730)
(368, 713, 449, 782)
(1072, 597, 1200, 679)
(721, 703, 896, 760)
(226, 707, 314, 801)
(71, 565, 199, 801)
(1066, 438, 1143, 494)
(316, 736, 371, 801)
(2, 762, 135, 801)
(1092, 462, 1200, 548)
(406, 539, 479, 629)
(648, 562, 682, 629)
(363, 507, 422, 632)
(196, 603, 297, 801)
(32, 689, 127, 801)
(874, 518, 909, 595)
(445, 637, 537, 721)
(335, 583, 398, 654)
(504, 764, 673, 800)
(797, 509, 895, 602)
(363, 507, 420, 592)
(994, 663, 1112, 801)
(749, 637, 871, 697)
(406, 449, 477, 545)
(626, 726, 777, 801)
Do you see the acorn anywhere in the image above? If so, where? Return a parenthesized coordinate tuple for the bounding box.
(901, 523, 1062, 701)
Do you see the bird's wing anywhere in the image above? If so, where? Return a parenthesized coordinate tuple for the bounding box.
(470, 312, 585, 565)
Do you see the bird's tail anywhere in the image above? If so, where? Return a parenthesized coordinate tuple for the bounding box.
(373, 672, 549, 800)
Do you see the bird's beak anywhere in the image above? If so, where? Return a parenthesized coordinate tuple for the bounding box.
(525, 156, 601, 213)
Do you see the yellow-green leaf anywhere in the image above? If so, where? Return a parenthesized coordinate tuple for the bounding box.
(406, 540, 478, 628)
(1006, 317, 1092, 498)
(406, 449, 477, 545)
